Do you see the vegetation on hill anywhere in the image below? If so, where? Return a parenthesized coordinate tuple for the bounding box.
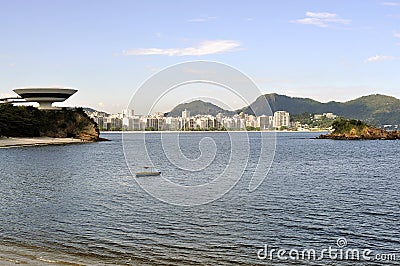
(239, 93, 324, 116)
(291, 112, 339, 128)
(330, 119, 368, 135)
(319, 118, 400, 140)
(239, 93, 400, 126)
(167, 100, 235, 117)
(0, 104, 100, 141)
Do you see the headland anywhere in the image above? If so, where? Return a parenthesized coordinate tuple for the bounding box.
(319, 119, 400, 140)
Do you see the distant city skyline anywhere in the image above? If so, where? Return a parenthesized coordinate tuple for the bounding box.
(88, 107, 293, 131)
(1, 0, 400, 113)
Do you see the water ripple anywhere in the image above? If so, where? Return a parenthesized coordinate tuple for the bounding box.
(0, 132, 399, 265)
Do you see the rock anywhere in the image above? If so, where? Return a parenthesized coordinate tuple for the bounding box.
(0, 104, 105, 142)
(319, 119, 400, 140)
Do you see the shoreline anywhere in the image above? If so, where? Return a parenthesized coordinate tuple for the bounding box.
(0, 137, 86, 148)
(0, 242, 118, 266)
(102, 130, 329, 134)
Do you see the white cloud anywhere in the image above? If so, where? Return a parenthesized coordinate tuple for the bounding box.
(365, 55, 396, 63)
(394, 31, 400, 38)
(306, 11, 338, 19)
(292, 11, 351, 28)
(188, 16, 217, 22)
(123, 40, 241, 56)
(382, 2, 400, 6)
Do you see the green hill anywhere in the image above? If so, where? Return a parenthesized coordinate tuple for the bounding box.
(167, 100, 235, 117)
(0, 104, 100, 141)
(162, 93, 400, 126)
(319, 119, 400, 140)
(239, 93, 400, 126)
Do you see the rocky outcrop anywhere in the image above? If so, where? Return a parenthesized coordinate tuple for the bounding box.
(319, 119, 400, 140)
(75, 125, 100, 141)
(0, 104, 103, 142)
(41, 110, 101, 142)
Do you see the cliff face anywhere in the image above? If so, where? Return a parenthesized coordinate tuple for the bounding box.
(40, 110, 100, 141)
(0, 104, 100, 142)
(319, 119, 400, 140)
(73, 112, 100, 141)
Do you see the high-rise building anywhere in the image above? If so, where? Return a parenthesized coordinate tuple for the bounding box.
(216, 113, 224, 122)
(129, 117, 141, 130)
(122, 109, 134, 118)
(273, 111, 290, 129)
(182, 109, 190, 119)
(165, 117, 180, 130)
(258, 115, 273, 130)
(146, 117, 159, 130)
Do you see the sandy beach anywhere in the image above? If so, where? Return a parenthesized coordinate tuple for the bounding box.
(0, 242, 108, 266)
(0, 137, 84, 148)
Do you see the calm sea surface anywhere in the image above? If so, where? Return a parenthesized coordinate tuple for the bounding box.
(0, 132, 399, 265)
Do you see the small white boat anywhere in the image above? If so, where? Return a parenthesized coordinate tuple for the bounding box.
(135, 166, 161, 177)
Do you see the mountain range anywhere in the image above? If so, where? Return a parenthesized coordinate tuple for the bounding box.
(167, 94, 400, 126)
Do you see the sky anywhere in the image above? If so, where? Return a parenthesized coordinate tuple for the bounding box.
(1, 0, 400, 114)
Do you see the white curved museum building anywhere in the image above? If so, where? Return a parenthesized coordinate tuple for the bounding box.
(13, 88, 77, 109)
